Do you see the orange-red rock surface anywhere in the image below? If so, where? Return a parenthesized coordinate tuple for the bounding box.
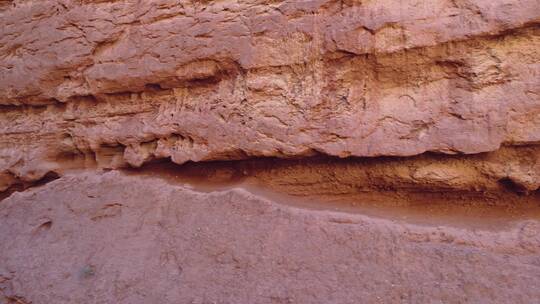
(1, 171, 540, 304)
(1, 0, 539, 190)
(1, 0, 539, 303)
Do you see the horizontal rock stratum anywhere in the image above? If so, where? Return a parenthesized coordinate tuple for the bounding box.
(1, 0, 540, 303)
(1, 0, 539, 191)
(1, 171, 539, 303)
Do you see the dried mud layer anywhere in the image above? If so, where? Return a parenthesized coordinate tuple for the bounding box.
(1, 0, 540, 303)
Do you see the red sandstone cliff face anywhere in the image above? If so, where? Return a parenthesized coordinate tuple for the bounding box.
(0, 1, 539, 303)
(0, 0, 539, 191)
(1, 172, 540, 303)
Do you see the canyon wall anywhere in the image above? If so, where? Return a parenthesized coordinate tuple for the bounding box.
(1, 0, 539, 303)
(1, 0, 540, 191)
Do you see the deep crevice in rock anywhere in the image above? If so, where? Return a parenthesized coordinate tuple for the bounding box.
(0, 171, 60, 202)
(114, 155, 540, 228)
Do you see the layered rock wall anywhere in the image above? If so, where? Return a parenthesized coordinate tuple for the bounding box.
(2, 1, 540, 303)
(1, 0, 539, 193)
(1, 172, 539, 304)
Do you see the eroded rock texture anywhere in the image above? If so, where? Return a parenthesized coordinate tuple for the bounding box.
(1, 172, 540, 304)
(0, 0, 539, 190)
(1, 0, 540, 303)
